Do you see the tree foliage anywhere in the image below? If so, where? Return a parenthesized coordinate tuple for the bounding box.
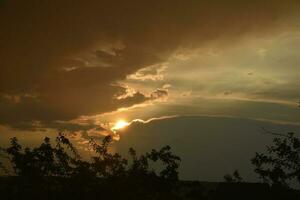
(251, 132, 300, 188)
(0, 134, 181, 179)
(0, 134, 182, 200)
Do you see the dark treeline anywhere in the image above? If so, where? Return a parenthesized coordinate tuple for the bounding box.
(0, 134, 182, 200)
(0, 132, 300, 200)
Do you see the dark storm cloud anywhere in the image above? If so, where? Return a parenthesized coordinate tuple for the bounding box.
(0, 0, 299, 130)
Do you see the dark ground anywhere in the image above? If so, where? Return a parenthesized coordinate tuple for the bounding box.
(0, 177, 299, 200)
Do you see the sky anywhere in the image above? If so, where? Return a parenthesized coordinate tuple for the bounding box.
(0, 0, 300, 182)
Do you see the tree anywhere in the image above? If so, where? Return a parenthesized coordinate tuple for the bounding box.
(146, 145, 181, 180)
(89, 135, 128, 178)
(0, 133, 182, 200)
(224, 170, 243, 183)
(251, 132, 300, 188)
(0, 134, 181, 180)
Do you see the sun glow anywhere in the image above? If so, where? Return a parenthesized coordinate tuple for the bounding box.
(111, 120, 130, 131)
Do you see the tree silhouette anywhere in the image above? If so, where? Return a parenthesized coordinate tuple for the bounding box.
(0, 134, 182, 200)
(89, 135, 128, 178)
(146, 145, 181, 180)
(0, 134, 81, 178)
(251, 132, 300, 188)
(2, 132, 299, 199)
(224, 170, 243, 183)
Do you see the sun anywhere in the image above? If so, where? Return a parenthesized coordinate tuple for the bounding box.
(112, 120, 130, 131)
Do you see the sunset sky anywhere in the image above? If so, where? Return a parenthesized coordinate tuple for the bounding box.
(1, 0, 300, 181)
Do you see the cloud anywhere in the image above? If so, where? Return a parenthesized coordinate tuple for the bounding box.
(160, 31, 300, 108)
(131, 115, 178, 124)
(0, 0, 299, 130)
(127, 64, 167, 81)
(150, 89, 168, 100)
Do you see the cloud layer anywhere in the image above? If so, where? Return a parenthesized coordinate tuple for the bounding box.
(0, 0, 299, 130)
